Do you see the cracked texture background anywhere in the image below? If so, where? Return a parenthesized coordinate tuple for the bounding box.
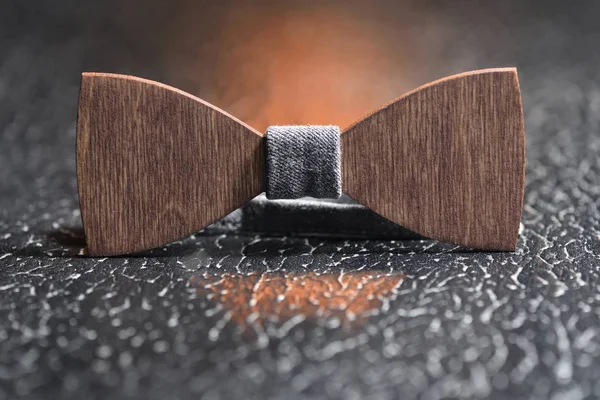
(1, 1, 600, 399)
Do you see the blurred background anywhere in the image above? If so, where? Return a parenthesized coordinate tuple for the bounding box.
(3, 0, 599, 210)
(2, 0, 599, 197)
(3, 0, 599, 204)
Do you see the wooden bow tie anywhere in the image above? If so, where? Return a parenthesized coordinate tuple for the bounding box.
(77, 68, 525, 256)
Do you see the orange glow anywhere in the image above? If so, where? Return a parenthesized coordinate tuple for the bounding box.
(206, 5, 407, 131)
(190, 271, 404, 333)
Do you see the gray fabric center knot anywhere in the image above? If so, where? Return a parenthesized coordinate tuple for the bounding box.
(266, 125, 342, 200)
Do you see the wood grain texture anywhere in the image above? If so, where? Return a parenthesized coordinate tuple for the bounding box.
(341, 68, 525, 250)
(77, 73, 264, 256)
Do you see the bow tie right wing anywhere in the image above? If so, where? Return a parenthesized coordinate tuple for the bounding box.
(77, 73, 264, 256)
(341, 68, 525, 250)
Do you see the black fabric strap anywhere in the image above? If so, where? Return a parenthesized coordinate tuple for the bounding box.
(265, 125, 342, 200)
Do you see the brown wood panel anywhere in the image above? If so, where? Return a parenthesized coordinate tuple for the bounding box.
(341, 68, 525, 250)
(77, 73, 264, 256)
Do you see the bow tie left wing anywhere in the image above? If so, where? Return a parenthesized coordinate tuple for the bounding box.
(341, 68, 525, 250)
(77, 73, 264, 256)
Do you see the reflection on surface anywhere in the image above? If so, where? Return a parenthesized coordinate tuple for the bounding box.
(190, 270, 404, 333)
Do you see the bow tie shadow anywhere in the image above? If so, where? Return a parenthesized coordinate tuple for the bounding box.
(29, 195, 482, 258)
(237, 195, 422, 241)
(137, 195, 474, 258)
(138, 194, 466, 258)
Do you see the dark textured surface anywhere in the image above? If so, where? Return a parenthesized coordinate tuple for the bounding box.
(1, 1, 600, 399)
